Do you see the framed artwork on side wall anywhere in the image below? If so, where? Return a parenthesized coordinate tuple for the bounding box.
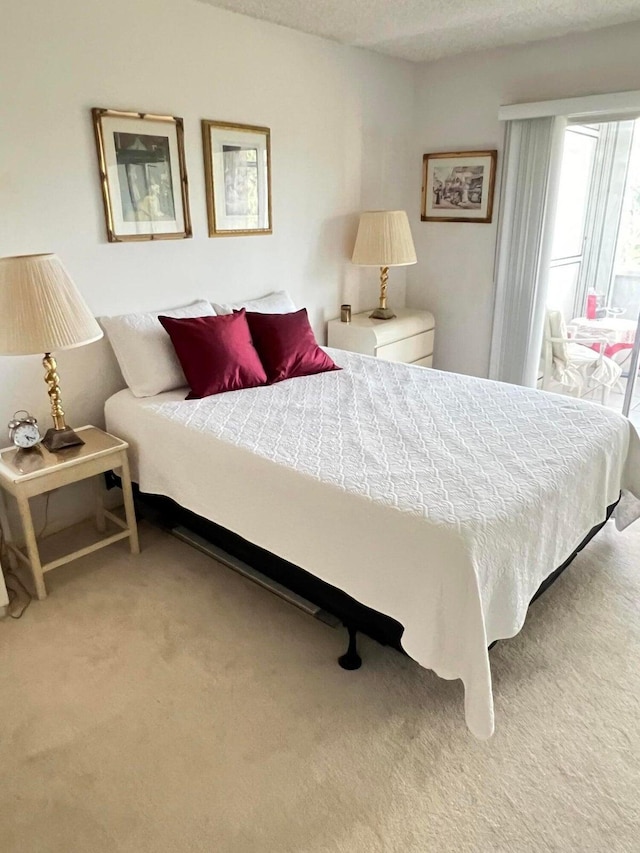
(202, 120, 272, 237)
(421, 150, 497, 223)
(92, 108, 192, 242)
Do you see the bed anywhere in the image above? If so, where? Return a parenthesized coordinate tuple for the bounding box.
(105, 348, 640, 738)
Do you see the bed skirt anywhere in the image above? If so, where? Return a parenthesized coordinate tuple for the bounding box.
(112, 475, 618, 661)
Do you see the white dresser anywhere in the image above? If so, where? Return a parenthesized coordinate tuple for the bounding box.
(327, 308, 435, 367)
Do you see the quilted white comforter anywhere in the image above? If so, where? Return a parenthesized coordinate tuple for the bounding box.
(105, 349, 640, 737)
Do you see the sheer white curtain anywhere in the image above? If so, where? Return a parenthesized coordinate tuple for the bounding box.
(489, 116, 566, 386)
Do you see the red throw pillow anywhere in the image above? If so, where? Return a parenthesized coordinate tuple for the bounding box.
(244, 308, 340, 383)
(158, 310, 267, 399)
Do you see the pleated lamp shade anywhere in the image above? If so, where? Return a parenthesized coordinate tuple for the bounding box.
(0, 254, 103, 355)
(351, 210, 417, 267)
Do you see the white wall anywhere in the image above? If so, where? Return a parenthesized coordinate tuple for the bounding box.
(408, 22, 640, 378)
(0, 0, 415, 532)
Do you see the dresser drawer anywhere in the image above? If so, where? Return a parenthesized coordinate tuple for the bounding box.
(412, 355, 433, 368)
(376, 330, 434, 363)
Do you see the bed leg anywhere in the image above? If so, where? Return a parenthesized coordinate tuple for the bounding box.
(338, 625, 362, 670)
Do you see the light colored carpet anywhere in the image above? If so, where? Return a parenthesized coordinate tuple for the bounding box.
(1, 517, 639, 853)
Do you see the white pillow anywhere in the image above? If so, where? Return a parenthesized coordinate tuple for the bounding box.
(211, 290, 296, 316)
(101, 299, 215, 398)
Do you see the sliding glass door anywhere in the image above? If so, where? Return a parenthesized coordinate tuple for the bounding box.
(622, 317, 640, 417)
(612, 124, 640, 417)
(547, 125, 598, 320)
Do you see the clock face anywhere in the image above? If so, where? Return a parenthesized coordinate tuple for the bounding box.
(14, 423, 41, 448)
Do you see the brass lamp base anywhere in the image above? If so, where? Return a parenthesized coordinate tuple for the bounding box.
(369, 306, 396, 320)
(42, 426, 85, 453)
(369, 265, 396, 320)
(41, 352, 84, 452)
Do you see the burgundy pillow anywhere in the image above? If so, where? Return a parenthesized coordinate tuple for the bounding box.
(244, 308, 340, 383)
(158, 310, 267, 399)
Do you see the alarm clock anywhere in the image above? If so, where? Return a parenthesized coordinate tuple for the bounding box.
(8, 411, 42, 449)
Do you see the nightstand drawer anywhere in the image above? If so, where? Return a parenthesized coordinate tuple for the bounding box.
(376, 330, 434, 363)
(412, 355, 433, 368)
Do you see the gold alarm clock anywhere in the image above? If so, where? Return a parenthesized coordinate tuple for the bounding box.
(8, 411, 42, 449)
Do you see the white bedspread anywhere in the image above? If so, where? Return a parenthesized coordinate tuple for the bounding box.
(105, 350, 640, 737)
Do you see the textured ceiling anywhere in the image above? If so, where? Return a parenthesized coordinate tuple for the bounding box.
(196, 0, 640, 62)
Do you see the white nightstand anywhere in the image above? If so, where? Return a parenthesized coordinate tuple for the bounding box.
(0, 426, 139, 600)
(327, 308, 435, 367)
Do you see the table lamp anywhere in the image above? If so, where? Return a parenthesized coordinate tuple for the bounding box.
(351, 210, 417, 320)
(0, 254, 103, 451)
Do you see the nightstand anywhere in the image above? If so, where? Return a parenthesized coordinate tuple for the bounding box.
(0, 426, 139, 600)
(327, 308, 435, 367)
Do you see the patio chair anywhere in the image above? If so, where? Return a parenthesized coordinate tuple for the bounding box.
(538, 310, 622, 404)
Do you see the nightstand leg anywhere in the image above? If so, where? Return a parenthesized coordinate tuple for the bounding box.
(120, 457, 140, 555)
(94, 475, 106, 533)
(0, 489, 18, 570)
(16, 493, 47, 600)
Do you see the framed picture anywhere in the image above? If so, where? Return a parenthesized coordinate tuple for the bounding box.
(202, 120, 272, 237)
(421, 150, 497, 223)
(92, 108, 192, 242)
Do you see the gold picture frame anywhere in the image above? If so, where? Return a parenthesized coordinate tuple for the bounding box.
(92, 108, 192, 242)
(202, 120, 272, 237)
(421, 149, 497, 223)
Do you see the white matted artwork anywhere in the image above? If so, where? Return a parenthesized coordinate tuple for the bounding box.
(421, 150, 497, 223)
(92, 108, 192, 242)
(202, 120, 272, 236)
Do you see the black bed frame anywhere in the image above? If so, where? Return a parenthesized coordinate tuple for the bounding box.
(108, 473, 617, 670)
